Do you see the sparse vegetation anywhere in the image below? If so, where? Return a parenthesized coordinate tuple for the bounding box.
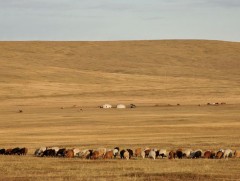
(0, 40, 240, 180)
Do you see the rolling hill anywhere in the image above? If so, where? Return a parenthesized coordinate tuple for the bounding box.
(0, 40, 239, 106)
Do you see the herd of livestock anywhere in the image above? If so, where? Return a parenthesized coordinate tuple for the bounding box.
(1, 146, 240, 160)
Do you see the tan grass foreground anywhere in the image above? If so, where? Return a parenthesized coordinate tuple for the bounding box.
(0, 40, 240, 180)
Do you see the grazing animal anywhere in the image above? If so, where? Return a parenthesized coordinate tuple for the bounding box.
(34, 147, 47, 157)
(149, 150, 156, 160)
(176, 149, 183, 159)
(0, 149, 6, 155)
(73, 148, 80, 157)
(141, 151, 145, 159)
(234, 150, 240, 158)
(168, 151, 176, 159)
(182, 149, 193, 158)
(127, 149, 133, 159)
(123, 151, 129, 160)
(78, 149, 92, 159)
(113, 147, 120, 158)
(11, 147, 21, 155)
(64, 149, 74, 158)
(96, 148, 107, 158)
(104, 151, 114, 159)
(224, 149, 233, 159)
(56, 148, 66, 157)
(91, 151, 100, 160)
(48, 147, 59, 153)
(135, 148, 142, 157)
(120, 150, 126, 159)
(159, 149, 167, 158)
(156, 150, 160, 158)
(210, 151, 216, 159)
(192, 150, 202, 159)
(18, 147, 28, 155)
(144, 148, 151, 158)
(5, 149, 13, 155)
(42, 149, 56, 157)
(216, 150, 224, 159)
(87, 150, 94, 159)
(203, 151, 212, 159)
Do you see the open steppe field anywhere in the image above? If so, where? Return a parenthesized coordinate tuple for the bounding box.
(0, 40, 240, 180)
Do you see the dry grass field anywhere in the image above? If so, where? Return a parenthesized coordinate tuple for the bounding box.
(0, 40, 240, 180)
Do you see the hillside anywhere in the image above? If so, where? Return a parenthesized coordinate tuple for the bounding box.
(0, 40, 240, 106)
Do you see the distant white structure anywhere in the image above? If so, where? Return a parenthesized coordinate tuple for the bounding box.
(101, 104, 112, 109)
(116, 104, 126, 109)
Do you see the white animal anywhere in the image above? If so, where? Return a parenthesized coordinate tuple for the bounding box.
(73, 148, 80, 157)
(113, 149, 119, 158)
(141, 151, 145, 159)
(78, 149, 91, 158)
(159, 149, 167, 158)
(183, 149, 193, 158)
(149, 150, 156, 160)
(34, 147, 47, 156)
(224, 149, 233, 159)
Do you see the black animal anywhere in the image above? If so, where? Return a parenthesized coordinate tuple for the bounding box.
(120, 150, 126, 159)
(176, 149, 183, 159)
(11, 147, 21, 155)
(86, 150, 93, 159)
(18, 147, 28, 155)
(156, 150, 160, 158)
(0, 149, 5, 155)
(42, 149, 56, 157)
(192, 151, 202, 159)
(127, 149, 133, 159)
(56, 148, 66, 157)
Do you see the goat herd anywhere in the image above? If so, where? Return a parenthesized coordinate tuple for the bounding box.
(1, 146, 240, 160)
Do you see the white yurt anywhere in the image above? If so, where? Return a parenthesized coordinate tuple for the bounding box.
(101, 104, 112, 109)
(116, 104, 126, 109)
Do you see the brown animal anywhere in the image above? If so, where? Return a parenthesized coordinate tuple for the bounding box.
(5, 149, 13, 155)
(135, 148, 142, 157)
(96, 148, 106, 158)
(64, 149, 74, 158)
(91, 151, 101, 160)
(168, 151, 176, 159)
(234, 150, 240, 158)
(124, 151, 129, 160)
(204, 151, 211, 159)
(144, 148, 151, 157)
(104, 151, 114, 159)
(216, 151, 224, 159)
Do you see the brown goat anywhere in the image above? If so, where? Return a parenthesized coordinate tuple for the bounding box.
(104, 151, 114, 159)
(135, 148, 142, 157)
(64, 149, 74, 158)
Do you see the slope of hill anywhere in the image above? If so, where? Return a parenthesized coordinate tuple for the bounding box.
(0, 40, 239, 105)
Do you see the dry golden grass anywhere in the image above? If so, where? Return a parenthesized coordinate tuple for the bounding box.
(0, 40, 240, 180)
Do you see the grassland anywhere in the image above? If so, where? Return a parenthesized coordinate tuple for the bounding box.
(0, 40, 240, 180)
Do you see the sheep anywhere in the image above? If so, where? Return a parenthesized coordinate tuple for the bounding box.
(234, 150, 240, 158)
(224, 149, 233, 159)
(182, 149, 193, 158)
(141, 151, 145, 159)
(159, 149, 167, 158)
(149, 150, 156, 160)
